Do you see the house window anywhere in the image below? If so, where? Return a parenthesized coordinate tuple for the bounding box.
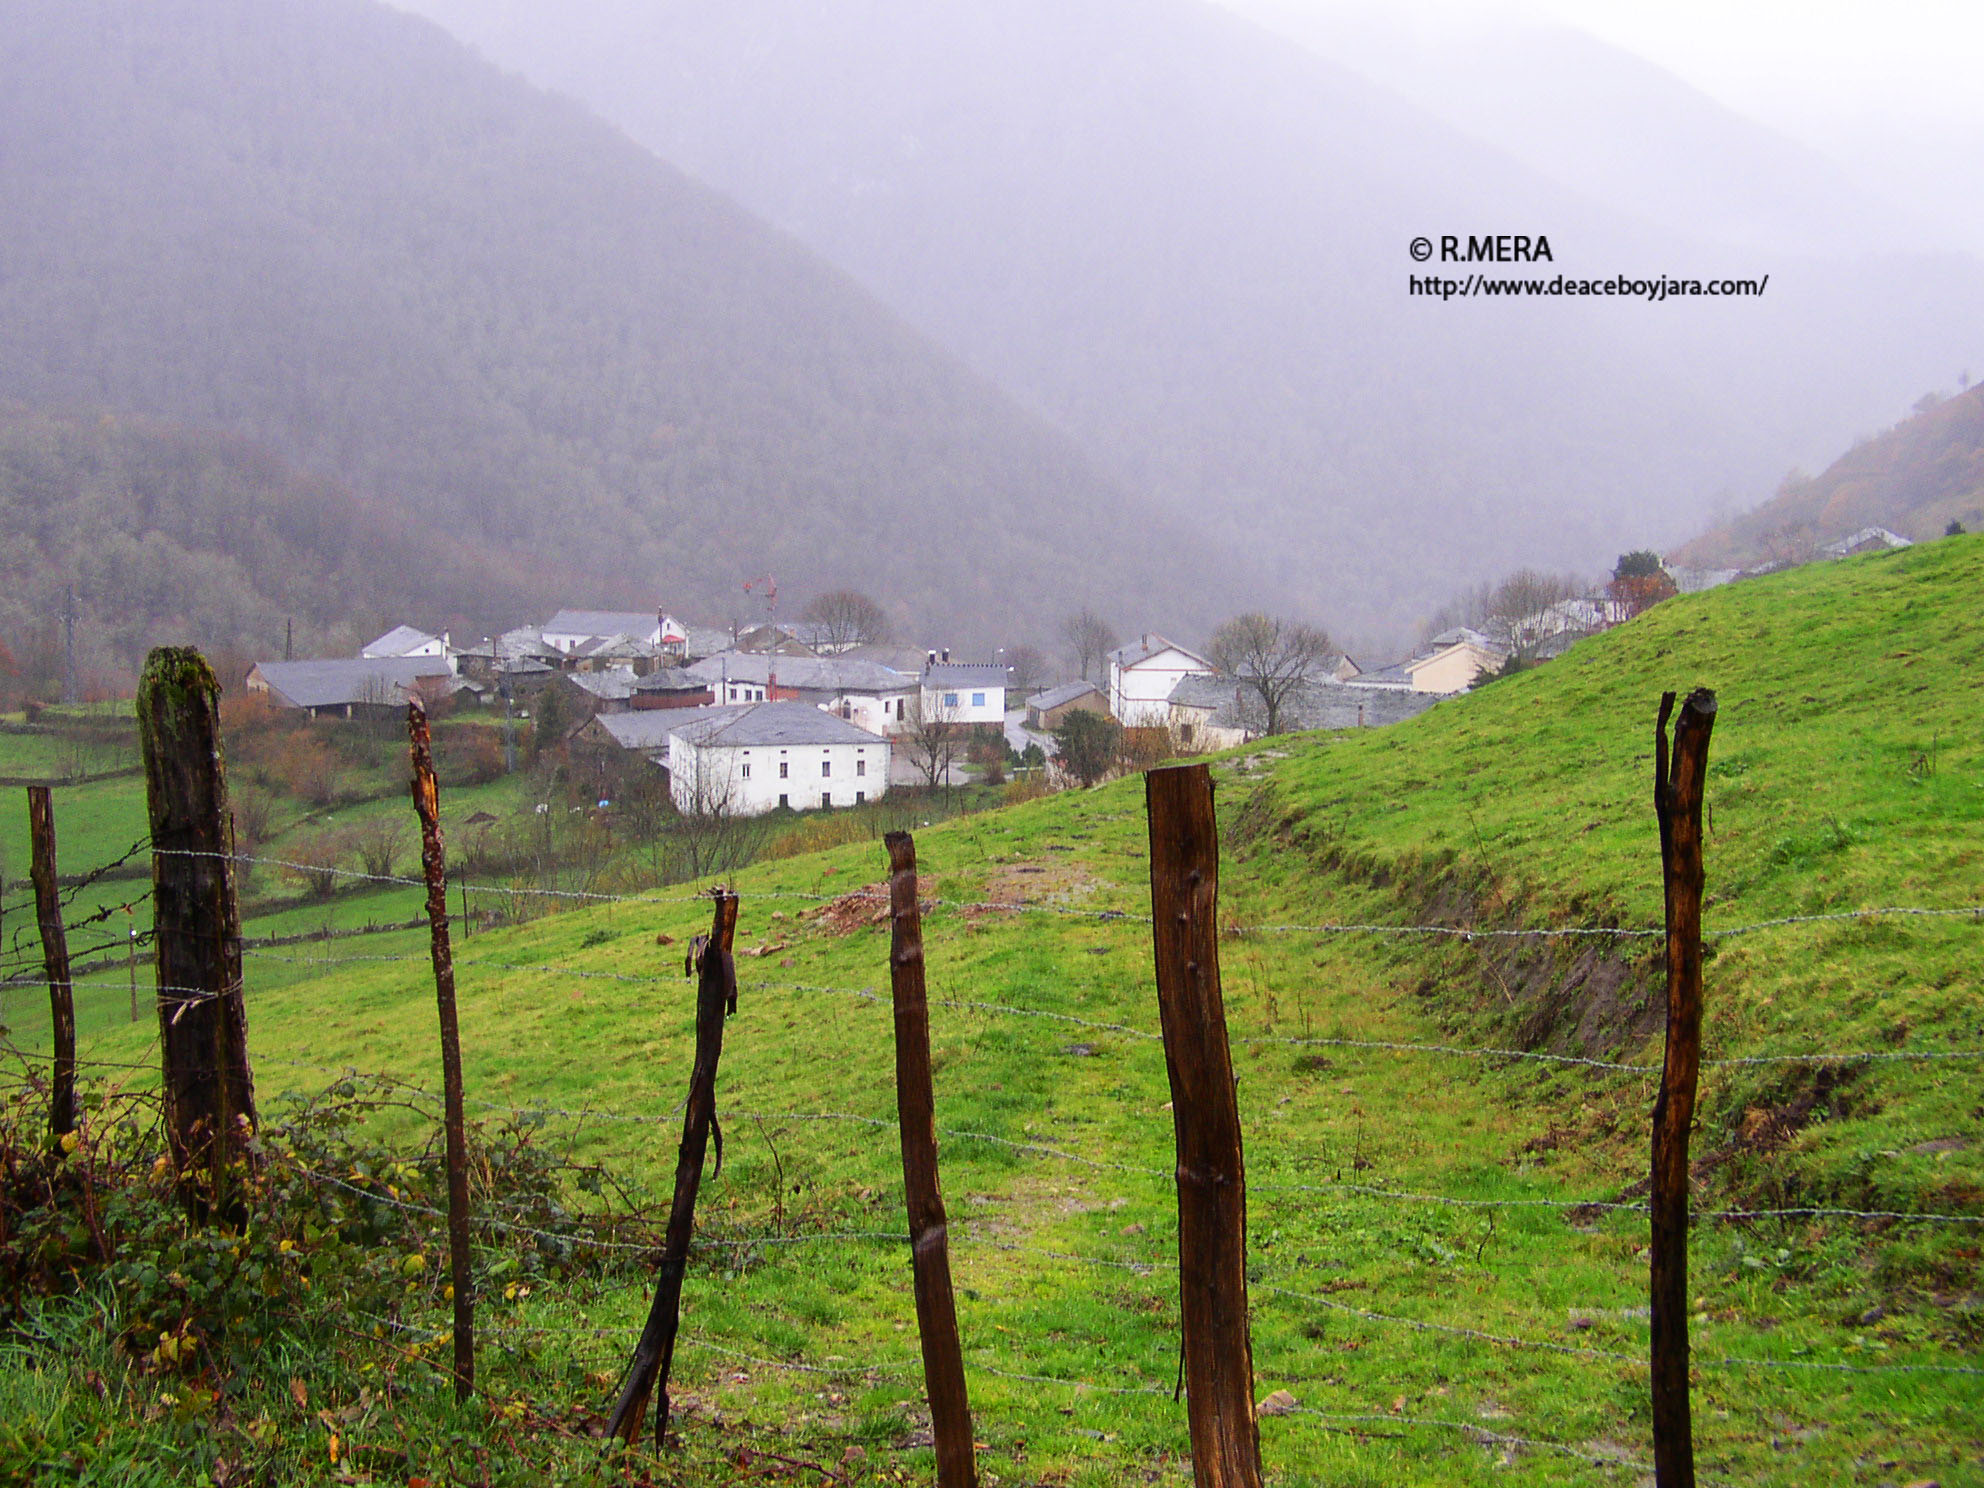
(944, 692, 958, 707)
(1180, 723, 1195, 744)
(741, 762, 751, 779)
(856, 759, 866, 777)
(895, 698, 905, 720)
(778, 793, 788, 809)
(821, 791, 832, 809)
(971, 692, 985, 707)
(779, 762, 788, 779)
(855, 791, 865, 804)
(822, 760, 832, 778)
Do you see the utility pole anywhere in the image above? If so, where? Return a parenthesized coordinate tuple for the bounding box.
(62, 585, 77, 707)
(284, 617, 293, 662)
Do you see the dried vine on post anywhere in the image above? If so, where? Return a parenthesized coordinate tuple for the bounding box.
(408, 696, 475, 1401)
(606, 887, 739, 1449)
(137, 646, 256, 1221)
(1146, 763, 1263, 1488)
(885, 831, 977, 1487)
(27, 786, 77, 1139)
(1650, 687, 1717, 1488)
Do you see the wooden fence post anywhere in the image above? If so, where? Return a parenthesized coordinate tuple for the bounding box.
(408, 698, 475, 1402)
(606, 887, 739, 1448)
(1650, 688, 1717, 1488)
(137, 647, 257, 1221)
(1146, 764, 1263, 1488)
(885, 831, 977, 1487)
(27, 786, 77, 1139)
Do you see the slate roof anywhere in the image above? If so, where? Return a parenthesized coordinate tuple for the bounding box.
(252, 657, 451, 710)
(923, 662, 1007, 689)
(669, 701, 889, 749)
(1820, 526, 1912, 557)
(632, 667, 710, 694)
(1027, 681, 1104, 712)
(688, 652, 914, 694)
(543, 609, 659, 639)
(567, 668, 640, 702)
(1108, 633, 1213, 671)
(361, 624, 441, 657)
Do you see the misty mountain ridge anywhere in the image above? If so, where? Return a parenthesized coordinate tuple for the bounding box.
(391, 0, 1984, 638)
(1673, 383, 1984, 570)
(0, 0, 1249, 661)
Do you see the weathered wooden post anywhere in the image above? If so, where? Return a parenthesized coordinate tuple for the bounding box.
(885, 831, 977, 1487)
(1146, 763, 1263, 1488)
(408, 697, 475, 1401)
(137, 647, 257, 1220)
(1650, 688, 1717, 1488)
(27, 787, 77, 1138)
(606, 887, 739, 1448)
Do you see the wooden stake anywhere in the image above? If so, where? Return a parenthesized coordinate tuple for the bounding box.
(606, 888, 739, 1449)
(408, 698, 475, 1402)
(27, 786, 76, 1139)
(885, 831, 977, 1487)
(1650, 688, 1717, 1488)
(137, 647, 256, 1221)
(1145, 764, 1263, 1488)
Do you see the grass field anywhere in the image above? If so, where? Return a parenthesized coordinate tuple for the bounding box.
(3, 540, 1980, 1485)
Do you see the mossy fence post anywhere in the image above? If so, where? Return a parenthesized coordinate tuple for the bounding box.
(1146, 763, 1263, 1488)
(606, 886, 739, 1448)
(408, 696, 475, 1401)
(27, 786, 77, 1138)
(1650, 688, 1717, 1488)
(137, 647, 257, 1222)
(884, 830, 977, 1487)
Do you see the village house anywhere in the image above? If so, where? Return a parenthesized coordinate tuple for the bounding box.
(1107, 634, 1215, 727)
(920, 655, 1007, 727)
(629, 668, 716, 711)
(686, 652, 916, 732)
(664, 701, 890, 816)
(1025, 680, 1108, 731)
(245, 657, 458, 718)
(1165, 674, 1440, 750)
(538, 609, 689, 665)
(360, 625, 451, 661)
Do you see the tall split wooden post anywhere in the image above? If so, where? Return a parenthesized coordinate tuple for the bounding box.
(408, 698, 475, 1402)
(137, 647, 257, 1221)
(27, 786, 77, 1138)
(1145, 764, 1263, 1488)
(884, 831, 977, 1488)
(1650, 688, 1717, 1488)
(606, 887, 739, 1449)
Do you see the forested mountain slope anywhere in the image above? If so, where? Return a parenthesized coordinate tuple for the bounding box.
(0, 0, 1231, 649)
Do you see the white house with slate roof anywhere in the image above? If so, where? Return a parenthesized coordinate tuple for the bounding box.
(920, 660, 1006, 725)
(361, 625, 451, 661)
(1108, 634, 1215, 727)
(539, 609, 688, 658)
(660, 701, 890, 816)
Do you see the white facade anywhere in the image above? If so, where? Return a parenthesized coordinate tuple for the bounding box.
(661, 701, 891, 817)
(1108, 635, 1215, 727)
(668, 732, 890, 816)
(919, 664, 1006, 725)
(361, 626, 452, 664)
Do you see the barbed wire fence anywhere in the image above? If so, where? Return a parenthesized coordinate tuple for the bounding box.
(5, 683, 1980, 1482)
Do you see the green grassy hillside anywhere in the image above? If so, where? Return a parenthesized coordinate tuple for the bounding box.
(5, 540, 1981, 1484)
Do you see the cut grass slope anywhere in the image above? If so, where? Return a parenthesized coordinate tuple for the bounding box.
(11, 540, 1984, 1484)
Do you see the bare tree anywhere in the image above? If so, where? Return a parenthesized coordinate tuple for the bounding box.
(1003, 644, 1048, 698)
(1206, 612, 1334, 737)
(1487, 569, 1585, 661)
(800, 590, 891, 649)
(900, 690, 966, 794)
(669, 746, 766, 880)
(1060, 608, 1119, 682)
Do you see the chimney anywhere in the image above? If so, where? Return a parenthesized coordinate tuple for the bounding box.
(941, 647, 950, 663)
(927, 650, 937, 668)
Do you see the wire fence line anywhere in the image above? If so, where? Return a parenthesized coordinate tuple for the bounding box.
(146, 849, 1984, 943)
(222, 945, 1984, 1079)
